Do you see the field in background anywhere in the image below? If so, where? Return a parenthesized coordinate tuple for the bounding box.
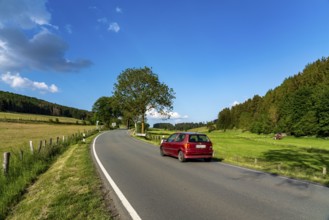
(0, 112, 88, 124)
(0, 122, 96, 154)
(145, 128, 329, 186)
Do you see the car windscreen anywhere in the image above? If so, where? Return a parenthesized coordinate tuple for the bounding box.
(189, 134, 210, 142)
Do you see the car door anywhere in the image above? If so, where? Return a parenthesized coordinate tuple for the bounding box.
(173, 133, 186, 156)
(163, 133, 178, 156)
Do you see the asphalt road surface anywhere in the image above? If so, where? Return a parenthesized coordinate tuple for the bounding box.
(93, 129, 329, 220)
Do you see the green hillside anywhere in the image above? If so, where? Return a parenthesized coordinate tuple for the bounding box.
(217, 57, 329, 137)
(0, 90, 92, 121)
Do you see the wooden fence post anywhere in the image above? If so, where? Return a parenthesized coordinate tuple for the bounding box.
(49, 138, 52, 146)
(57, 137, 59, 145)
(323, 167, 327, 176)
(3, 152, 10, 176)
(29, 140, 34, 154)
(277, 163, 282, 171)
(38, 140, 42, 153)
(63, 135, 65, 142)
(19, 149, 23, 160)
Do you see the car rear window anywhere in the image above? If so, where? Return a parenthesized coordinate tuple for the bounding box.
(189, 134, 210, 142)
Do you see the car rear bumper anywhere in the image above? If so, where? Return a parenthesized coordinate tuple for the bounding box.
(184, 151, 213, 159)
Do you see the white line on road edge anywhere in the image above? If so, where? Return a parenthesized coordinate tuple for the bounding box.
(93, 132, 142, 220)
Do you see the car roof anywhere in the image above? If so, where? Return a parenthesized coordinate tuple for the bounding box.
(176, 132, 206, 135)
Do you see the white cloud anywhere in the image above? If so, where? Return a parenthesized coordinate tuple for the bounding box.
(97, 18, 108, 24)
(98, 18, 121, 33)
(232, 101, 240, 106)
(0, 28, 92, 72)
(1, 72, 59, 93)
(108, 22, 120, 33)
(49, 84, 58, 93)
(0, 0, 51, 29)
(0, 0, 92, 73)
(116, 7, 122, 13)
(169, 112, 189, 119)
(146, 108, 188, 119)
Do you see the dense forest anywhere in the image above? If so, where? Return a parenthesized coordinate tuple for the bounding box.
(216, 57, 329, 137)
(0, 90, 92, 121)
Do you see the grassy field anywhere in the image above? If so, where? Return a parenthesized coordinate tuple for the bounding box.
(0, 113, 103, 219)
(6, 134, 111, 220)
(0, 112, 88, 124)
(0, 122, 96, 154)
(146, 128, 329, 186)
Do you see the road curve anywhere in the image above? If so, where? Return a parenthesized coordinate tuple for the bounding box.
(93, 129, 329, 220)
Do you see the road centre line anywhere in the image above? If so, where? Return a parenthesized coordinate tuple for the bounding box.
(93, 132, 142, 220)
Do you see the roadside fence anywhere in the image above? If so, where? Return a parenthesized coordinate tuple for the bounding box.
(145, 134, 167, 144)
(226, 155, 327, 180)
(1, 129, 97, 177)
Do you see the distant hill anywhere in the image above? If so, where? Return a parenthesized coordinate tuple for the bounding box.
(0, 90, 92, 121)
(217, 57, 329, 137)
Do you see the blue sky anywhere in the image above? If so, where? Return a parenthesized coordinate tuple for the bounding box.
(1, 0, 329, 125)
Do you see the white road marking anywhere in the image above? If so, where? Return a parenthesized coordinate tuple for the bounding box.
(93, 132, 142, 220)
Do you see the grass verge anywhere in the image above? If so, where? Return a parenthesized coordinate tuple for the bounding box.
(6, 134, 111, 220)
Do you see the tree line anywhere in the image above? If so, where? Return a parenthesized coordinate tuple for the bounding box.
(217, 57, 329, 137)
(0, 90, 92, 121)
(153, 122, 208, 131)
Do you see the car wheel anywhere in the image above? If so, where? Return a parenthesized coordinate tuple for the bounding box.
(178, 151, 186, 162)
(160, 147, 165, 156)
(204, 158, 212, 162)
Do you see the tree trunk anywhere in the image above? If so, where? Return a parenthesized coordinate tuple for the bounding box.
(141, 114, 145, 134)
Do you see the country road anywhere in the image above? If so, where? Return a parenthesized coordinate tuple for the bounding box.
(92, 129, 329, 220)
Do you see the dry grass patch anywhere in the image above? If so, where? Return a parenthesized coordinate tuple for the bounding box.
(0, 122, 95, 153)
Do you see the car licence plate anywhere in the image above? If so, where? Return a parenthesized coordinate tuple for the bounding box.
(196, 145, 206, 149)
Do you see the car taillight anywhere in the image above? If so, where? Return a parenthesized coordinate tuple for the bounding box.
(184, 143, 190, 148)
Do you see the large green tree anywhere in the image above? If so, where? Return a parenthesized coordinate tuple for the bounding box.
(216, 107, 232, 131)
(114, 67, 175, 134)
(92, 96, 121, 128)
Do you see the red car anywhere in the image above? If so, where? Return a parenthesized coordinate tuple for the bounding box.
(160, 132, 214, 162)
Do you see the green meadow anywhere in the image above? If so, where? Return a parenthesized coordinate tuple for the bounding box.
(0, 112, 88, 124)
(146, 128, 329, 186)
